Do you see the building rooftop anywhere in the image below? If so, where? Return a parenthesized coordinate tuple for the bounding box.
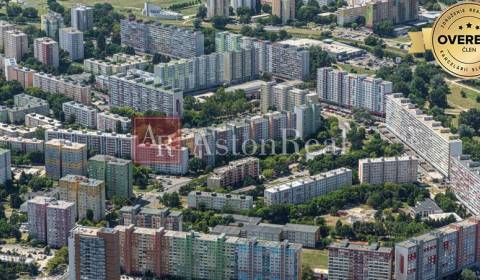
(211, 225, 242, 236)
(285, 223, 320, 233)
(359, 155, 418, 164)
(330, 239, 392, 254)
(411, 198, 443, 215)
(189, 191, 253, 201)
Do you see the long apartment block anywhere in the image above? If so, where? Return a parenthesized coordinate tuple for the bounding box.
(270, 42, 309, 81)
(358, 155, 419, 185)
(385, 93, 462, 177)
(33, 72, 92, 105)
(207, 157, 260, 188)
(120, 19, 204, 58)
(0, 135, 44, 153)
(0, 93, 49, 124)
(187, 191, 254, 212)
(96, 111, 131, 133)
(264, 167, 352, 205)
(84, 53, 148, 76)
(25, 113, 62, 129)
(449, 155, 480, 215)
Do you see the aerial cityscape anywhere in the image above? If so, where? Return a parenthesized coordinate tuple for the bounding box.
(0, 0, 478, 279)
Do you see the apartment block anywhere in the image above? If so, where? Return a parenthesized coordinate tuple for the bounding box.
(188, 191, 253, 212)
(0, 123, 36, 138)
(232, 0, 257, 14)
(329, 240, 393, 280)
(33, 72, 92, 105)
(68, 226, 120, 280)
(45, 139, 87, 180)
(134, 144, 189, 175)
(25, 113, 62, 129)
(84, 53, 148, 76)
(59, 175, 105, 221)
(295, 103, 322, 139)
(96, 112, 130, 133)
(87, 154, 133, 198)
(62, 101, 98, 129)
(260, 82, 309, 113)
(270, 42, 309, 80)
(59, 27, 84, 60)
(5, 30, 28, 61)
(70, 5, 94, 31)
(0, 135, 44, 153)
(45, 127, 133, 159)
(0, 148, 11, 185)
(119, 205, 183, 231)
(395, 217, 480, 280)
(207, 157, 260, 188)
(272, 0, 296, 24)
(0, 21, 14, 51)
(386, 93, 462, 177)
(33, 37, 59, 67)
(41, 11, 64, 39)
(358, 155, 419, 184)
(4, 58, 35, 88)
(0, 93, 49, 124)
(108, 70, 183, 116)
(264, 167, 352, 205)
(120, 19, 204, 58)
(317, 67, 393, 114)
(114, 225, 302, 279)
(207, 0, 229, 18)
(450, 155, 480, 215)
(246, 115, 269, 143)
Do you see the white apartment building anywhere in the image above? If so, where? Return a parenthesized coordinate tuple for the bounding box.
(96, 111, 131, 133)
(260, 82, 309, 113)
(358, 155, 419, 185)
(270, 42, 309, 80)
(25, 113, 62, 129)
(62, 101, 98, 129)
(5, 30, 27, 61)
(450, 155, 480, 215)
(188, 191, 254, 212)
(207, 0, 229, 18)
(70, 5, 94, 31)
(33, 37, 59, 67)
(0, 135, 44, 153)
(59, 27, 84, 60)
(386, 93, 462, 177)
(0, 148, 11, 185)
(0, 21, 14, 51)
(264, 167, 352, 205)
(33, 72, 91, 105)
(84, 53, 148, 76)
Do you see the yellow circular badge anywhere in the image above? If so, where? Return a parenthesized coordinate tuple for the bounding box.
(432, 2, 480, 78)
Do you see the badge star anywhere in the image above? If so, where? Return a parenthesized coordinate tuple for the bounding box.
(467, 22, 472, 28)
(459, 25, 463, 29)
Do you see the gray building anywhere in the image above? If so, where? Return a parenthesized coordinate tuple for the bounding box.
(270, 42, 309, 80)
(41, 11, 64, 40)
(119, 204, 183, 231)
(0, 94, 50, 124)
(0, 148, 11, 185)
(59, 27, 84, 61)
(70, 5, 94, 32)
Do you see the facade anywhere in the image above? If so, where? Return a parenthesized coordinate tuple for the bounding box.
(4, 58, 35, 88)
(33, 37, 60, 67)
(119, 205, 183, 231)
(96, 111, 131, 133)
(33, 72, 92, 105)
(41, 11, 64, 39)
(58, 175, 106, 221)
(87, 154, 133, 198)
(449, 155, 480, 215)
(270, 42, 309, 80)
(107, 70, 183, 116)
(317, 67, 393, 114)
(207, 0, 229, 18)
(114, 225, 302, 279)
(329, 240, 393, 280)
(134, 144, 189, 175)
(0, 123, 36, 138)
(264, 167, 352, 205)
(232, 0, 257, 13)
(272, 0, 296, 23)
(0, 148, 11, 185)
(358, 155, 418, 184)
(68, 226, 120, 280)
(59, 27, 84, 60)
(5, 30, 28, 61)
(70, 5, 94, 31)
(0, 135, 44, 154)
(0, 21, 14, 51)
(25, 113, 62, 129)
(0, 93, 49, 124)
(45, 127, 133, 159)
(187, 191, 254, 212)
(120, 19, 204, 58)
(260, 82, 309, 113)
(207, 157, 260, 188)
(295, 103, 322, 139)
(395, 217, 480, 280)
(83, 53, 148, 76)
(62, 101, 98, 129)
(45, 139, 87, 180)
(385, 93, 462, 177)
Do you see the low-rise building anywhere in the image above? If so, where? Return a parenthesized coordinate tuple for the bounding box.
(410, 198, 443, 219)
(187, 191, 254, 212)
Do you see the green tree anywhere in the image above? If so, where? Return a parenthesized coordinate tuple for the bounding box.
(211, 16, 229, 29)
(461, 269, 477, 280)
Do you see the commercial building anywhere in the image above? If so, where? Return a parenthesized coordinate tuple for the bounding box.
(120, 19, 204, 58)
(272, 0, 296, 24)
(0, 148, 11, 185)
(5, 30, 28, 61)
(449, 155, 480, 215)
(0, 21, 14, 51)
(358, 155, 419, 184)
(119, 205, 183, 231)
(0, 93, 49, 124)
(207, 157, 260, 188)
(68, 226, 120, 280)
(25, 113, 62, 129)
(27, 196, 75, 248)
(45, 139, 87, 180)
(270, 42, 309, 80)
(386, 93, 462, 177)
(84, 53, 148, 76)
(264, 167, 352, 205)
(87, 154, 133, 198)
(45, 127, 133, 159)
(33, 37, 59, 67)
(33, 72, 92, 105)
(188, 191, 254, 212)
(62, 101, 98, 129)
(108, 70, 183, 116)
(281, 38, 365, 61)
(4, 58, 35, 88)
(114, 225, 302, 279)
(59, 27, 84, 60)
(70, 5, 94, 31)
(395, 217, 480, 280)
(41, 11, 64, 39)
(0, 136, 44, 153)
(317, 67, 393, 114)
(96, 111, 131, 133)
(207, 0, 229, 18)
(58, 175, 105, 221)
(410, 198, 443, 219)
(328, 240, 393, 280)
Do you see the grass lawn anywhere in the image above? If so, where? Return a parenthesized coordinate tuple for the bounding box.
(302, 249, 329, 270)
(335, 63, 376, 75)
(447, 83, 480, 111)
